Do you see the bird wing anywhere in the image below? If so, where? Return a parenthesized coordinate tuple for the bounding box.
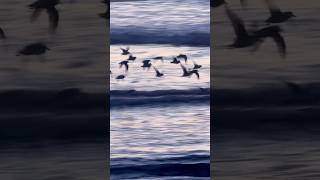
(194, 71, 200, 79)
(153, 67, 160, 76)
(125, 63, 129, 71)
(47, 7, 59, 32)
(180, 64, 188, 74)
(266, 0, 281, 15)
(271, 32, 286, 58)
(224, 4, 248, 38)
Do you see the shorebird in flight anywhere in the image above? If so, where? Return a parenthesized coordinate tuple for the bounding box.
(119, 60, 129, 72)
(141, 60, 152, 69)
(17, 42, 50, 56)
(120, 47, 130, 55)
(265, 0, 295, 24)
(225, 4, 286, 58)
(180, 64, 200, 79)
(153, 67, 164, 77)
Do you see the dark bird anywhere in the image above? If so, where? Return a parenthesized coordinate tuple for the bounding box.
(17, 42, 50, 56)
(170, 57, 180, 64)
(265, 0, 295, 24)
(128, 54, 136, 61)
(193, 61, 202, 69)
(28, 0, 60, 33)
(180, 64, 200, 79)
(152, 56, 164, 62)
(0, 27, 6, 39)
(153, 67, 164, 77)
(141, 60, 152, 69)
(116, 74, 125, 80)
(177, 54, 188, 63)
(119, 60, 129, 71)
(225, 4, 286, 58)
(120, 47, 130, 55)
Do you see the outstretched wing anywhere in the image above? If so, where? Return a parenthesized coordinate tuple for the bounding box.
(224, 4, 248, 38)
(47, 7, 59, 32)
(271, 33, 286, 58)
(180, 64, 188, 74)
(193, 71, 200, 79)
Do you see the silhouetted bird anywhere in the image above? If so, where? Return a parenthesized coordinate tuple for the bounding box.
(120, 47, 130, 55)
(177, 54, 188, 63)
(141, 60, 152, 69)
(193, 61, 202, 69)
(0, 27, 6, 39)
(153, 67, 164, 77)
(180, 64, 200, 79)
(28, 0, 60, 33)
(116, 74, 125, 80)
(128, 54, 136, 61)
(119, 60, 129, 71)
(170, 57, 180, 64)
(265, 0, 295, 24)
(17, 42, 50, 56)
(225, 4, 286, 58)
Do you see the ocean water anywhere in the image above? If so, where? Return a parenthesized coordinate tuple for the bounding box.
(212, 0, 320, 179)
(110, 0, 210, 179)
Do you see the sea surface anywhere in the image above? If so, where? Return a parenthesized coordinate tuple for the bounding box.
(110, 0, 210, 179)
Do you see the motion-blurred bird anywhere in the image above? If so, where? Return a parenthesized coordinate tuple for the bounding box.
(17, 42, 50, 56)
(141, 60, 152, 69)
(170, 57, 180, 64)
(116, 74, 125, 80)
(193, 61, 202, 69)
(128, 54, 136, 61)
(177, 54, 188, 63)
(153, 67, 164, 77)
(225, 4, 286, 58)
(28, 0, 60, 33)
(180, 64, 200, 79)
(120, 47, 130, 55)
(119, 60, 129, 71)
(265, 0, 295, 24)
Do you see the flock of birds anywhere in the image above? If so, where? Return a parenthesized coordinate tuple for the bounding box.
(0, 0, 109, 56)
(212, 0, 296, 58)
(112, 47, 202, 80)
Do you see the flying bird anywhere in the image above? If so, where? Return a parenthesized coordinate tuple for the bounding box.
(153, 67, 164, 77)
(0, 27, 6, 39)
(265, 0, 295, 24)
(224, 4, 286, 58)
(141, 60, 152, 69)
(170, 57, 180, 64)
(116, 74, 125, 80)
(120, 47, 130, 55)
(17, 42, 50, 56)
(193, 61, 202, 69)
(119, 60, 129, 71)
(180, 64, 200, 79)
(177, 54, 188, 63)
(28, 0, 60, 33)
(128, 54, 136, 61)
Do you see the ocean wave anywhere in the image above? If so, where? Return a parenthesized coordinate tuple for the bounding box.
(110, 27, 210, 46)
(111, 155, 210, 179)
(111, 88, 210, 107)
